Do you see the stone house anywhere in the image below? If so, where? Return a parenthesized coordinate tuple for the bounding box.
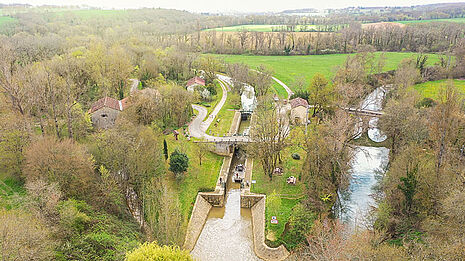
(186, 76, 206, 92)
(289, 97, 309, 125)
(89, 97, 128, 129)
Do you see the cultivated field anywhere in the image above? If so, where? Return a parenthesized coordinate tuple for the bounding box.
(214, 52, 441, 96)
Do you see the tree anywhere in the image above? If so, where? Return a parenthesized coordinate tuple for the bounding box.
(302, 110, 355, 214)
(196, 55, 222, 84)
(126, 242, 193, 261)
(249, 64, 273, 97)
(393, 58, 420, 97)
(249, 98, 290, 180)
(169, 149, 189, 179)
(0, 209, 55, 261)
(163, 139, 169, 161)
(23, 136, 96, 200)
(307, 73, 333, 117)
(0, 105, 30, 178)
(195, 143, 210, 166)
(226, 63, 249, 94)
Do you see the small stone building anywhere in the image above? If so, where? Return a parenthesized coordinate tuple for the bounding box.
(89, 97, 127, 129)
(186, 76, 206, 92)
(289, 97, 309, 125)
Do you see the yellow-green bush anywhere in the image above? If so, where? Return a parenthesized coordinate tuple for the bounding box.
(126, 242, 192, 261)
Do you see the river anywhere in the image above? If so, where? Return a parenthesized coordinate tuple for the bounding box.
(340, 146, 389, 229)
(341, 86, 391, 228)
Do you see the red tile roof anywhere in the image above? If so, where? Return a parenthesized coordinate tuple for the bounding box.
(289, 97, 309, 109)
(120, 97, 130, 110)
(89, 97, 122, 113)
(186, 76, 205, 87)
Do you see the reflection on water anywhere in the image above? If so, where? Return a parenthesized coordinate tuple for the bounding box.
(341, 146, 389, 229)
(191, 148, 261, 261)
(191, 189, 261, 261)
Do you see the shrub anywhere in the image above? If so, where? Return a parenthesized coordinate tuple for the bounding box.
(206, 83, 217, 96)
(291, 153, 301, 160)
(281, 203, 316, 250)
(416, 97, 436, 108)
(126, 242, 193, 261)
(169, 150, 189, 179)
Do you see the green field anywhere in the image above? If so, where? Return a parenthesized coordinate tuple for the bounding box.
(204, 24, 319, 32)
(214, 52, 441, 97)
(397, 17, 465, 24)
(0, 16, 16, 27)
(413, 79, 465, 99)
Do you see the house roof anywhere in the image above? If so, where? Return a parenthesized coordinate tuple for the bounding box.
(89, 97, 123, 113)
(289, 97, 309, 109)
(186, 76, 205, 87)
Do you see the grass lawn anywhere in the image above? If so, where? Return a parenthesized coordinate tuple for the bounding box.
(251, 145, 306, 247)
(0, 16, 16, 27)
(397, 18, 465, 24)
(0, 173, 26, 210)
(413, 79, 465, 99)
(206, 82, 237, 136)
(163, 130, 223, 222)
(213, 52, 441, 96)
(204, 24, 319, 32)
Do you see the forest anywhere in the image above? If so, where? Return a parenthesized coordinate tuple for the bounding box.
(0, 3, 464, 261)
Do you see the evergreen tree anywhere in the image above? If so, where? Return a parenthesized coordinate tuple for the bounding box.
(163, 139, 168, 160)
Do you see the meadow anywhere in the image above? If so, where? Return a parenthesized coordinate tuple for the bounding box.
(397, 17, 465, 24)
(204, 24, 319, 32)
(413, 79, 465, 99)
(214, 52, 441, 97)
(0, 16, 15, 27)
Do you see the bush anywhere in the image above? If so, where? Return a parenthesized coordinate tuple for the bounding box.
(198, 187, 215, 192)
(416, 97, 436, 108)
(126, 242, 193, 261)
(281, 203, 316, 250)
(206, 83, 217, 96)
(291, 153, 301, 160)
(169, 150, 189, 179)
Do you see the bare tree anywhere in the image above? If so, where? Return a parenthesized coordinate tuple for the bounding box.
(249, 98, 290, 180)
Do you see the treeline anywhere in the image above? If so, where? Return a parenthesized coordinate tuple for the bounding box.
(197, 22, 465, 55)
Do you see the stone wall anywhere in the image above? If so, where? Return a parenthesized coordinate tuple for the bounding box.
(200, 191, 224, 207)
(240, 192, 263, 208)
(183, 194, 213, 251)
(251, 197, 290, 261)
(91, 107, 120, 129)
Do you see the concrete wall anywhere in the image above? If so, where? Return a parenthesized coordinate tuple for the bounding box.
(229, 111, 242, 135)
(251, 197, 290, 261)
(183, 194, 213, 251)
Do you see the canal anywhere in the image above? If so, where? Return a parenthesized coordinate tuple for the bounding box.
(191, 148, 261, 261)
